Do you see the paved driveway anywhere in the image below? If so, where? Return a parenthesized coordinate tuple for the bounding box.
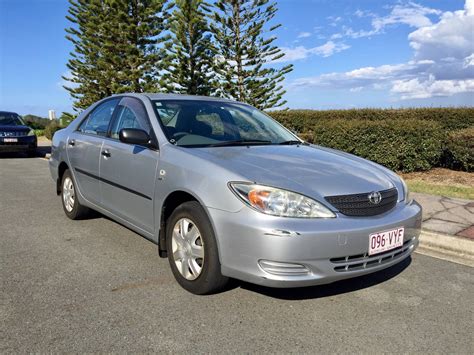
(1, 157, 473, 353)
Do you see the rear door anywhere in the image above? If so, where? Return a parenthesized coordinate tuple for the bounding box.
(99, 97, 158, 234)
(66, 98, 120, 205)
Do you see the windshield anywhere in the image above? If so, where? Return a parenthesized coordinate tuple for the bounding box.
(153, 100, 299, 147)
(0, 112, 25, 126)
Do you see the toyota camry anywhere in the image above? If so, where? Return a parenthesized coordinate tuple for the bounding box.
(49, 94, 422, 294)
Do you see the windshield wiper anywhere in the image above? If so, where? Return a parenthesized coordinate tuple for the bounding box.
(206, 139, 272, 147)
(278, 140, 308, 145)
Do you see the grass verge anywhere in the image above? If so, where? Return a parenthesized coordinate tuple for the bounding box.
(401, 168, 473, 200)
(406, 181, 474, 200)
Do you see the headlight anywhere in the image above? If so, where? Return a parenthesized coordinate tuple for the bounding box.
(229, 183, 336, 218)
(399, 177, 411, 203)
(27, 129, 36, 136)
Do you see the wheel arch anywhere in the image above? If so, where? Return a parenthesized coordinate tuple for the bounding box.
(56, 161, 70, 195)
(158, 190, 213, 258)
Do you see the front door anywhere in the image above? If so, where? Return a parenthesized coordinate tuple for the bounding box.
(67, 98, 120, 205)
(99, 97, 158, 234)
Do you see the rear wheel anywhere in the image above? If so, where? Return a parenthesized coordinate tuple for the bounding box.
(61, 169, 89, 220)
(166, 201, 228, 294)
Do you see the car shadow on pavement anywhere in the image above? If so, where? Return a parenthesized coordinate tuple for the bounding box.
(237, 257, 412, 300)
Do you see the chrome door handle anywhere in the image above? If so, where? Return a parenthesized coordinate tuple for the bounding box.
(68, 139, 75, 146)
(101, 150, 111, 158)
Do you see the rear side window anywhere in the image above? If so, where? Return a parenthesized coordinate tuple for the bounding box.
(109, 97, 151, 139)
(79, 99, 120, 136)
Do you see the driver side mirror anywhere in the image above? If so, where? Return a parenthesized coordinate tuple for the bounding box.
(119, 128, 154, 147)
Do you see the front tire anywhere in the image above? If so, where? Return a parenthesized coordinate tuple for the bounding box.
(61, 169, 90, 220)
(166, 201, 228, 295)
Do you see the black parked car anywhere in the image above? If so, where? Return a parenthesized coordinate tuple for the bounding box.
(0, 111, 37, 156)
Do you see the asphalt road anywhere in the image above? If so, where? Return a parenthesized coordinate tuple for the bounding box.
(1, 157, 473, 353)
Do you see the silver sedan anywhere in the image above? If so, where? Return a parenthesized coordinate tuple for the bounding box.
(49, 93, 422, 294)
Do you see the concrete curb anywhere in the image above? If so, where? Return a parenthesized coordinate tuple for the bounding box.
(417, 230, 474, 267)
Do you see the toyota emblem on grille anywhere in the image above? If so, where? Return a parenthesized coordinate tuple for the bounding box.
(368, 191, 382, 204)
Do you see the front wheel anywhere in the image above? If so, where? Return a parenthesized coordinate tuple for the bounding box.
(61, 169, 90, 220)
(166, 201, 228, 295)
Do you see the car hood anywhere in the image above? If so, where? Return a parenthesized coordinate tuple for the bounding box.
(0, 125, 30, 132)
(185, 145, 398, 199)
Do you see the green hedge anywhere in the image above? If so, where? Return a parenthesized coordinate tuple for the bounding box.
(268, 108, 473, 172)
(270, 108, 474, 132)
(311, 119, 444, 172)
(44, 121, 63, 140)
(443, 127, 474, 172)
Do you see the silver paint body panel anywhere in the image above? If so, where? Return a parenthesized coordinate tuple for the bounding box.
(49, 93, 422, 288)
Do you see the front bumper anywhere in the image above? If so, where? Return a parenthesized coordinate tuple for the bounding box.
(208, 200, 422, 288)
(0, 136, 37, 153)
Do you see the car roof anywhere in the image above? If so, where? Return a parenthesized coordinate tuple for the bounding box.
(114, 92, 246, 105)
(0, 111, 20, 115)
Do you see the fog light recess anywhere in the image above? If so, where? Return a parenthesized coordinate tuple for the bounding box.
(258, 260, 310, 276)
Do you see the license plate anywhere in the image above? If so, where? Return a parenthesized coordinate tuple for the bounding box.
(4, 138, 17, 143)
(368, 227, 404, 256)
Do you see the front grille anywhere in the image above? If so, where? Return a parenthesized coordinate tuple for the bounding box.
(0, 131, 29, 137)
(330, 238, 415, 272)
(325, 187, 398, 217)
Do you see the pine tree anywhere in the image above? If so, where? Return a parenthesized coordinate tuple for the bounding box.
(161, 0, 214, 96)
(64, 0, 171, 110)
(210, 0, 292, 110)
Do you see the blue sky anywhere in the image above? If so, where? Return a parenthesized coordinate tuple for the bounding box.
(0, 0, 473, 116)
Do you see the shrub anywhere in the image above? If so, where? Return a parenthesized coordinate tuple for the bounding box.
(309, 119, 444, 172)
(34, 129, 45, 137)
(23, 115, 50, 129)
(269, 107, 474, 132)
(443, 127, 474, 172)
(44, 120, 62, 140)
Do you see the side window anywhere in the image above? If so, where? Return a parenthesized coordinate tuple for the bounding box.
(79, 99, 120, 136)
(110, 97, 151, 139)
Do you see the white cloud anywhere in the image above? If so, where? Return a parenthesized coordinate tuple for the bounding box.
(466, 0, 474, 14)
(277, 46, 312, 62)
(408, 7, 474, 62)
(372, 2, 441, 31)
(290, 1, 474, 101)
(297, 32, 311, 39)
(291, 61, 426, 89)
(327, 16, 342, 22)
(464, 54, 474, 68)
(391, 76, 474, 99)
(314, 41, 350, 57)
(337, 2, 442, 40)
(277, 41, 350, 62)
(354, 9, 365, 18)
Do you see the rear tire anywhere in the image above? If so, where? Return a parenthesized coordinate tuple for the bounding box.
(166, 201, 228, 295)
(61, 169, 90, 220)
